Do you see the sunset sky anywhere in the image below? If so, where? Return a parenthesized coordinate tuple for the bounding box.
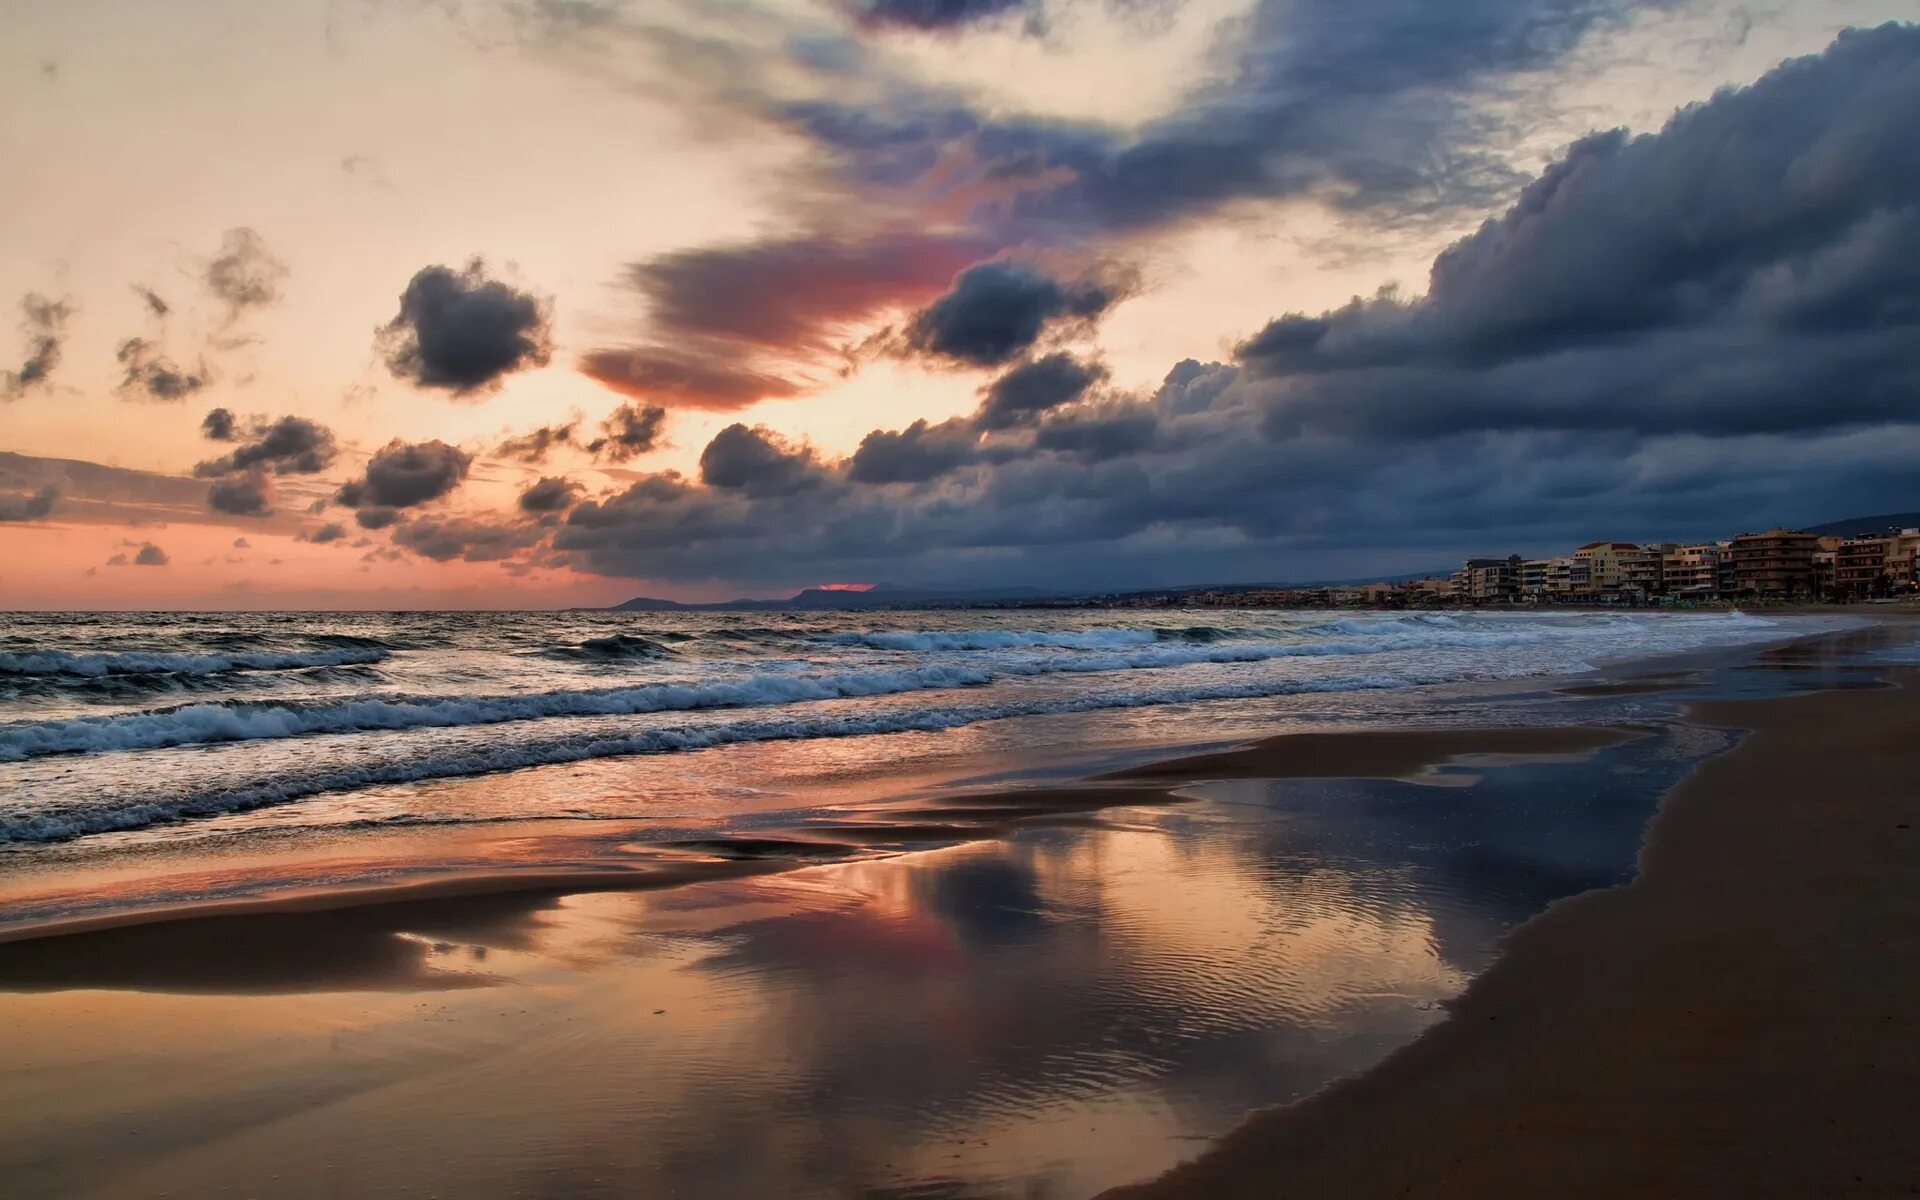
(2, 0, 1916, 608)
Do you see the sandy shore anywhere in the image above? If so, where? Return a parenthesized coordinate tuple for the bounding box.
(1104, 669, 1920, 1199)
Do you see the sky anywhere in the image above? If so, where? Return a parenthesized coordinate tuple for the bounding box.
(1, 0, 1916, 608)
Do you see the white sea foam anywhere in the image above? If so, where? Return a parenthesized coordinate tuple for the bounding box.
(0, 612, 1784, 762)
(0, 646, 389, 678)
(0, 664, 998, 761)
(0, 672, 1408, 843)
(824, 628, 1165, 651)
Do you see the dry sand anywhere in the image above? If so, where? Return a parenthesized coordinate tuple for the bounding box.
(1102, 669, 1920, 1199)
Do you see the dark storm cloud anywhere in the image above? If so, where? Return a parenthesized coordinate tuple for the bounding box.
(201, 407, 239, 441)
(131, 543, 169, 567)
(904, 260, 1122, 366)
(354, 505, 402, 530)
(975, 352, 1107, 429)
(391, 515, 545, 563)
(204, 228, 289, 321)
(699, 424, 824, 495)
(848, 417, 979, 484)
(133, 286, 171, 319)
(585, 401, 667, 462)
(538, 28, 1920, 593)
(847, 0, 1032, 34)
(495, 418, 581, 463)
(518, 475, 584, 513)
(206, 470, 273, 516)
(378, 259, 554, 397)
(0, 485, 59, 522)
(335, 439, 473, 509)
(1241, 22, 1920, 439)
(194, 416, 338, 477)
(2, 294, 72, 402)
(115, 337, 211, 402)
(773, 0, 1676, 243)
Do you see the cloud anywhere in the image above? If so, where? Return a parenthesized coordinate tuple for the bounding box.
(585, 401, 667, 462)
(115, 337, 211, 402)
(354, 506, 402, 530)
(848, 417, 979, 483)
(133, 285, 170, 319)
(578, 348, 802, 411)
(206, 470, 273, 516)
(540, 27, 1920, 593)
(300, 522, 349, 544)
(0, 485, 58, 522)
(2, 294, 72, 402)
(194, 415, 338, 476)
(391, 515, 545, 563)
(846, 0, 1033, 34)
(204, 228, 289, 322)
(201, 407, 239, 441)
(584, 232, 987, 408)
(108, 542, 170, 567)
(1239, 22, 1920, 440)
(699, 424, 825, 496)
(975, 352, 1107, 429)
(495, 418, 581, 463)
(378, 258, 554, 396)
(232, 537, 251, 548)
(335, 439, 472, 509)
(903, 259, 1123, 366)
(518, 475, 585, 513)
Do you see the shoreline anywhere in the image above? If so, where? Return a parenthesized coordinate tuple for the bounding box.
(0, 722, 1648, 990)
(2, 617, 1860, 949)
(0, 620, 1910, 1195)
(1101, 666, 1920, 1198)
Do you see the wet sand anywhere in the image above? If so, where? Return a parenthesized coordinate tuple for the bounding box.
(0, 722, 1644, 989)
(1105, 670, 1920, 1199)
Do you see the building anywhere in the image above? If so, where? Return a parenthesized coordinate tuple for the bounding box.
(1573, 542, 1642, 597)
(1834, 531, 1920, 598)
(1661, 543, 1722, 599)
(1541, 557, 1577, 598)
(1620, 545, 1666, 597)
(1456, 556, 1522, 604)
(1715, 541, 1739, 597)
(1830, 537, 1885, 598)
(1519, 559, 1552, 597)
(1727, 529, 1821, 597)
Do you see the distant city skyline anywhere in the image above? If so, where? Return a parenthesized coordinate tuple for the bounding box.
(3, 1, 1918, 608)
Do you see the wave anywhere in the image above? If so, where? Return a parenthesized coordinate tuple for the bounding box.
(0, 646, 391, 679)
(0, 665, 1000, 760)
(0, 672, 1407, 844)
(543, 633, 676, 662)
(823, 629, 1166, 651)
(0, 613, 1780, 761)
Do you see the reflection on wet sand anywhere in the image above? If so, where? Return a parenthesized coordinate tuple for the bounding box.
(0, 712, 1719, 1199)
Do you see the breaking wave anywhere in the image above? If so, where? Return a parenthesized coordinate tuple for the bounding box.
(0, 646, 391, 679)
(0, 672, 1405, 843)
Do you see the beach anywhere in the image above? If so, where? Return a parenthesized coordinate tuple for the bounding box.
(0, 615, 1914, 1196)
(1107, 652, 1920, 1198)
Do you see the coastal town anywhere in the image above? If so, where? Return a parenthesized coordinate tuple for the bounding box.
(1107, 526, 1920, 610)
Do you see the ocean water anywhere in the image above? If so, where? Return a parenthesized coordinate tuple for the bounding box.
(0, 608, 1797, 852)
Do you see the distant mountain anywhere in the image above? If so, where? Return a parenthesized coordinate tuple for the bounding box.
(1805, 512, 1920, 537)
(611, 583, 1058, 612)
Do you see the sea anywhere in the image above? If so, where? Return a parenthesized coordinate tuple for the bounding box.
(0, 607, 1801, 851)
